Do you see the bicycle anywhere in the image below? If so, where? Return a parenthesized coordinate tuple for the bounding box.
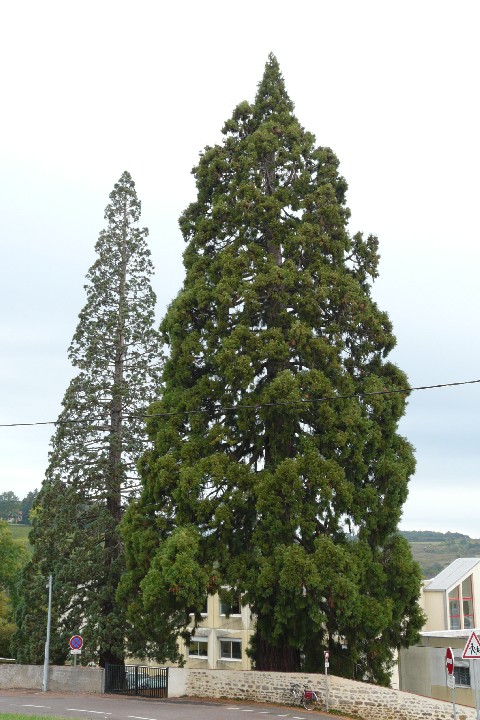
(300, 686, 320, 711)
(286, 683, 301, 705)
(286, 683, 320, 711)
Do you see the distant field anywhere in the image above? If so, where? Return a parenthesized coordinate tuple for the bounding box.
(6, 523, 30, 542)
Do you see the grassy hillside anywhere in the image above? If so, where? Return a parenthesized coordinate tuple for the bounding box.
(5, 524, 479, 579)
(400, 530, 480, 578)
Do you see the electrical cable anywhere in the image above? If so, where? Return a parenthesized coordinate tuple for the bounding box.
(1, 378, 479, 428)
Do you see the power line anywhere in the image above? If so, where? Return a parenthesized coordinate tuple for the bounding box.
(1, 378, 480, 428)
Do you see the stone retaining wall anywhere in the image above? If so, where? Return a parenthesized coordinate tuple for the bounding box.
(184, 669, 475, 720)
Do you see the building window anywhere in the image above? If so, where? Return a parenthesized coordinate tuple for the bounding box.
(188, 639, 208, 658)
(189, 596, 208, 617)
(454, 666, 471, 687)
(220, 639, 242, 660)
(449, 587, 461, 629)
(220, 596, 242, 616)
(463, 599, 474, 628)
(462, 576, 475, 628)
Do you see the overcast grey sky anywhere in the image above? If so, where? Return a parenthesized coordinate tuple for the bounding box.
(1, 0, 479, 536)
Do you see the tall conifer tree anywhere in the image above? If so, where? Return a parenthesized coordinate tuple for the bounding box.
(14, 172, 162, 667)
(120, 57, 423, 682)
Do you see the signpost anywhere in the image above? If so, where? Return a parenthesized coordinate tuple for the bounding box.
(445, 647, 456, 720)
(69, 636, 83, 692)
(43, 575, 52, 693)
(324, 651, 329, 712)
(463, 632, 480, 720)
(446, 646, 454, 675)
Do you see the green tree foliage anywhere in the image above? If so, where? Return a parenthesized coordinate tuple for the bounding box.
(0, 492, 21, 521)
(20, 490, 38, 525)
(14, 172, 162, 667)
(0, 590, 16, 658)
(120, 55, 424, 682)
(0, 521, 28, 657)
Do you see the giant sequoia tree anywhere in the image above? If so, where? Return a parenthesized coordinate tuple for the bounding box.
(14, 172, 162, 667)
(120, 57, 424, 683)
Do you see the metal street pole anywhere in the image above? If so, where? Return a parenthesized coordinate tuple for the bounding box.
(475, 661, 480, 720)
(43, 575, 52, 692)
(324, 651, 329, 712)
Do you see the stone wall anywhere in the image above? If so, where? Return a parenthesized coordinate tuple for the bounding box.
(0, 664, 476, 720)
(0, 664, 104, 693)
(183, 669, 476, 720)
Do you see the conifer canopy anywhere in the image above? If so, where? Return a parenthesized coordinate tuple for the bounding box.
(14, 172, 162, 667)
(121, 56, 424, 681)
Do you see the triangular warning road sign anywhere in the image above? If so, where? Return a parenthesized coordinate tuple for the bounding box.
(462, 631, 480, 659)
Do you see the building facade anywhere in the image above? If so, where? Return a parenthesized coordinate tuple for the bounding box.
(399, 557, 480, 706)
(178, 593, 253, 670)
(420, 558, 479, 632)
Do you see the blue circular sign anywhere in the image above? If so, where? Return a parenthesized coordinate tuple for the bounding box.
(69, 635, 83, 650)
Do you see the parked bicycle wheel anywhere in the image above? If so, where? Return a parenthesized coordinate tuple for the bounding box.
(301, 689, 318, 710)
(286, 683, 300, 705)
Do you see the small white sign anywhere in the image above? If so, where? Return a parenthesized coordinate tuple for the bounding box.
(70, 649, 82, 655)
(325, 661, 329, 668)
(447, 674, 455, 689)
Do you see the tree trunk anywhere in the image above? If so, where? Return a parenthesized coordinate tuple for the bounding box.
(262, 149, 290, 472)
(253, 630, 301, 671)
(100, 200, 128, 667)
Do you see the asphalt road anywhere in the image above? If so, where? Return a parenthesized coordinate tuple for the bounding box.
(0, 691, 334, 720)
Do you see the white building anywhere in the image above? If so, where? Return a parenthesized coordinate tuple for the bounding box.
(420, 557, 479, 632)
(399, 557, 480, 706)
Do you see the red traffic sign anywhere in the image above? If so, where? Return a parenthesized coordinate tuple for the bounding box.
(69, 635, 83, 651)
(445, 646, 454, 675)
(462, 631, 480, 659)
(324, 651, 329, 660)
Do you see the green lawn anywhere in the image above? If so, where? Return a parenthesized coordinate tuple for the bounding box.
(0, 716, 69, 720)
(6, 524, 30, 543)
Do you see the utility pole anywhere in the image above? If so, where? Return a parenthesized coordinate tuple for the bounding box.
(43, 575, 52, 692)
